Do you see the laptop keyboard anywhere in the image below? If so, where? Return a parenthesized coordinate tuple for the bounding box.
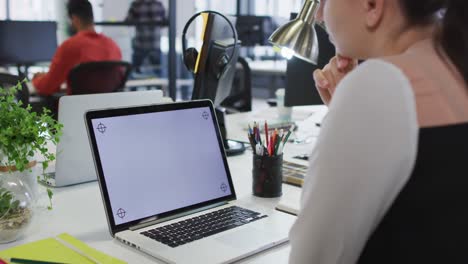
(140, 206, 267, 248)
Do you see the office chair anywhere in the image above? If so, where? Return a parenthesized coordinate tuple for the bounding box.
(0, 73, 29, 106)
(68, 61, 132, 95)
(221, 56, 252, 113)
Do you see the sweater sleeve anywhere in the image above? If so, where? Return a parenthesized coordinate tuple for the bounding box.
(32, 41, 75, 95)
(288, 60, 419, 264)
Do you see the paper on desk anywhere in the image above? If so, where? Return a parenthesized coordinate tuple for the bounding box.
(251, 107, 314, 123)
(0, 233, 126, 264)
(240, 107, 317, 143)
(276, 187, 301, 216)
(227, 105, 326, 146)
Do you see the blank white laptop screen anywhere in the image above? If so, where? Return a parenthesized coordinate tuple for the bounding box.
(90, 106, 232, 225)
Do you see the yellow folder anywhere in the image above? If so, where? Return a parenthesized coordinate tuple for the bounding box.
(194, 12, 209, 74)
(0, 233, 126, 264)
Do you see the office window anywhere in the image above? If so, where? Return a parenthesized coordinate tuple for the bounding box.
(254, 0, 274, 16)
(90, 0, 103, 22)
(192, 0, 237, 50)
(0, 0, 6, 19)
(9, 0, 56, 20)
(195, 0, 236, 14)
(278, 0, 303, 18)
(255, 0, 303, 18)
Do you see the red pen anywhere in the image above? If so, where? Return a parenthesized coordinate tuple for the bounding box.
(265, 121, 269, 150)
(271, 129, 278, 156)
(268, 134, 273, 156)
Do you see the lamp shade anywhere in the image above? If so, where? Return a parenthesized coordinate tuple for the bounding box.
(268, 0, 320, 64)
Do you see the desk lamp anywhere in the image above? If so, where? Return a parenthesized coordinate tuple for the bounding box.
(268, 0, 321, 64)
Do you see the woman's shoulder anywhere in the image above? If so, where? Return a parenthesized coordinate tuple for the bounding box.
(331, 59, 416, 119)
(338, 59, 413, 97)
(353, 59, 407, 78)
(378, 39, 441, 88)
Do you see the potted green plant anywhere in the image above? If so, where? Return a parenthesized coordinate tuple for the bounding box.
(0, 82, 62, 243)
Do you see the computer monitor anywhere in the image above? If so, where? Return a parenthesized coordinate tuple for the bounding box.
(235, 16, 274, 47)
(192, 13, 239, 107)
(192, 39, 239, 106)
(284, 13, 335, 107)
(191, 13, 244, 155)
(0, 21, 58, 65)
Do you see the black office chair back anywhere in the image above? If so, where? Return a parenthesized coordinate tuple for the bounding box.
(221, 56, 252, 113)
(68, 61, 132, 95)
(0, 73, 29, 106)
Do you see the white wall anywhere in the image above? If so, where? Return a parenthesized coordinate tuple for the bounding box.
(102, 0, 130, 20)
(99, 0, 132, 62)
(54, 0, 68, 44)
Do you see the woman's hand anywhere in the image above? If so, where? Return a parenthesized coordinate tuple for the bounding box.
(313, 55, 358, 105)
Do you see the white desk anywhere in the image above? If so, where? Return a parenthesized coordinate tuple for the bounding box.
(245, 60, 288, 97)
(26, 82, 63, 96)
(26, 78, 193, 96)
(247, 60, 287, 75)
(0, 105, 327, 263)
(125, 78, 193, 88)
(24, 61, 280, 95)
(226, 105, 327, 167)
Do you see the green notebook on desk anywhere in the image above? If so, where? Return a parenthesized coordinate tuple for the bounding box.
(0, 233, 126, 264)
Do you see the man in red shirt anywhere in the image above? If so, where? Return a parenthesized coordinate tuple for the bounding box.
(32, 0, 122, 95)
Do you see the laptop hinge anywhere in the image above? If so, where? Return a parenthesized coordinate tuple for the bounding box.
(129, 201, 228, 231)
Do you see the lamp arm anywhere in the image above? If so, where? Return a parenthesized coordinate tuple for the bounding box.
(298, 0, 321, 25)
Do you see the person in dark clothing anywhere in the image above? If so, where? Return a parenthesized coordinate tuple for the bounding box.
(125, 0, 166, 74)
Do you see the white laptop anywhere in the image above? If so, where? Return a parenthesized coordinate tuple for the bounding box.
(44, 90, 166, 187)
(85, 100, 296, 264)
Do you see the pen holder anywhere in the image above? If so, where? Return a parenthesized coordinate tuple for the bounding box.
(252, 154, 283, 198)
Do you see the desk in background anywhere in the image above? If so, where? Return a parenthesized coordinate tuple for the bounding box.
(226, 105, 326, 166)
(26, 78, 193, 96)
(125, 78, 193, 91)
(245, 60, 287, 98)
(247, 60, 287, 75)
(95, 21, 169, 27)
(0, 105, 326, 263)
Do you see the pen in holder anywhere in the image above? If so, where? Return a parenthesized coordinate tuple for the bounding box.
(248, 121, 293, 198)
(252, 153, 283, 198)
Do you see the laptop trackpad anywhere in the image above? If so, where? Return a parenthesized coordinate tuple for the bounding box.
(215, 226, 277, 249)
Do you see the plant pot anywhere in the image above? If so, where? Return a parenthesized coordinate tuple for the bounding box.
(0, 150, 39, 199)
(0, 167, 35, 243)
